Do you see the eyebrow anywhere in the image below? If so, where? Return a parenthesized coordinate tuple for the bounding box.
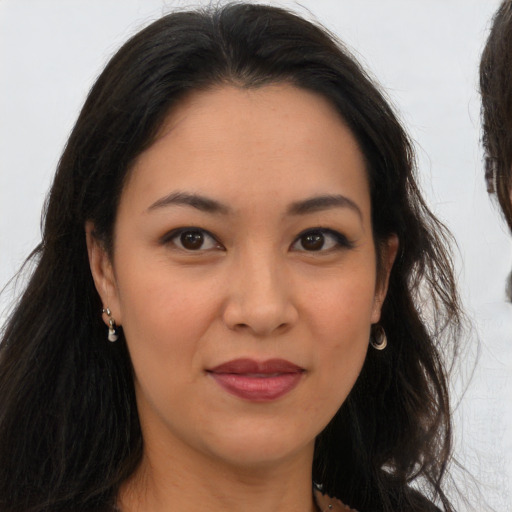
(147, 191, 362, 220)
(147, 191, 231, 214)
(287, 194, 363, 220)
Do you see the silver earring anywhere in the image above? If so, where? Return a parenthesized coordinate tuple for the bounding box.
(370, 324, 387, 350)
(102, 307, 118, 342)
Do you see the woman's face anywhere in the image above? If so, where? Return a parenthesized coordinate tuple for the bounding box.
(88, 84, 397, 471)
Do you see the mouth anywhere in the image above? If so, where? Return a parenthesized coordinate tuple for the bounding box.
(206, 358, 305, 402)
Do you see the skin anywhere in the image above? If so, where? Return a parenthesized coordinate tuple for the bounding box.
(87, 84, 398, 512)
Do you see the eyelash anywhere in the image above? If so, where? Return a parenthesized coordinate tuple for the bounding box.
(291, 228, 355, 252)
(160, 227, 354, 252)
(160, 227, 223, 252)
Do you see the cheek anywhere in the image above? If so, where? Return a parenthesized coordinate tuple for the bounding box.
(116, 246, 219, 328)
(303, 273, 376, 407)
(305, 271, 377, 344)
(113, 258, 223, 379)
(115, 271, 224, 429)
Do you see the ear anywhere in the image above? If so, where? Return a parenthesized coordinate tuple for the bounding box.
(371, 234, 399, 324)
(85, 221, 123, 325)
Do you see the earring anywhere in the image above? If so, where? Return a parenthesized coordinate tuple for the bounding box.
(370, 324, 387, 350)
(102, 307, 118, 342)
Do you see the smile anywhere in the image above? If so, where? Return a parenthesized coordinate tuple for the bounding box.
(207, 358, 305, 402)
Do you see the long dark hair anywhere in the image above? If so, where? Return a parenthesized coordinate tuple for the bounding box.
(0, 4, 462, 511)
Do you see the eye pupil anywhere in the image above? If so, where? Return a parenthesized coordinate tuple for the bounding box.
(180, 231, 204, 250)
(301, 232, 324, 251)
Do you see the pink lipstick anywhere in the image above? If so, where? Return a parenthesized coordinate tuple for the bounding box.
(207, 358, 304, 401)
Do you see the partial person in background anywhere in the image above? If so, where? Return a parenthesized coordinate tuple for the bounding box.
(480, 0, 512, 298)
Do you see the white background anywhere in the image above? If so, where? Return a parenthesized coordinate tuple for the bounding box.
(1, 1, 511, 510)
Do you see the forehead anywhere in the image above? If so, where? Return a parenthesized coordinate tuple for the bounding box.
(153, 83, 359, 160)
(123, 84, 370, 217)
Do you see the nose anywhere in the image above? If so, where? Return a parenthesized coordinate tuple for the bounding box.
(222, 251, 299, 337)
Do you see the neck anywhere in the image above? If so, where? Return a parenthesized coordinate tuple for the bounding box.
(118, 437, 317, 512)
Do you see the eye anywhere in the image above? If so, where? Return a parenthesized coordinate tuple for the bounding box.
(291, 228, 353, 252)
(163, 228, 222, 251)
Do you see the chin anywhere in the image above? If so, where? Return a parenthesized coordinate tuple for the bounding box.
(202, 425, 315, 470)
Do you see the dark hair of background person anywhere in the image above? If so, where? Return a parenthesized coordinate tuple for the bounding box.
(0, 3, 463, 512)
(480, 0, 512, 299)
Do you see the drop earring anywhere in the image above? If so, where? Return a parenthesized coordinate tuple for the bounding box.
(370, 324, 387, 350)
(102, 307, 118, 342)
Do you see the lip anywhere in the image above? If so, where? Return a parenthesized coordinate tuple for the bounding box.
(207, 358, 305, 402)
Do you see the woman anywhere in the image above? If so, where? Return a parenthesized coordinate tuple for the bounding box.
(480, 0, 512, 298)
(0, 4, 462, 511)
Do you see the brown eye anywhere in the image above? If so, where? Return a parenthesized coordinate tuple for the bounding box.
(291, 228, 353, 252)
(300, 231, 325, 251)
(164, 228, 221, 251)
(180, 230, 205, 250)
